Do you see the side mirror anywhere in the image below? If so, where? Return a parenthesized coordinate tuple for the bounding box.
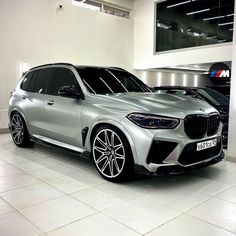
(58, 86, 84, 99)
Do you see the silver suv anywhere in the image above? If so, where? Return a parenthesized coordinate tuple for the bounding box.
(9, 63, 224, 181)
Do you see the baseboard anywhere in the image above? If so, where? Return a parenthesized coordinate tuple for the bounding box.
(0, 128, 9, 134)
(226, 155, 236, 163)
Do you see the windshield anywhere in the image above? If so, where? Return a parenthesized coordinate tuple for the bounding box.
(195, 88, 229, 107)
(76, 67, 151, 94)
(156, 87, 229, 107)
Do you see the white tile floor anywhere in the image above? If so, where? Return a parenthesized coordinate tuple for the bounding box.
(0, 133, 236, 236)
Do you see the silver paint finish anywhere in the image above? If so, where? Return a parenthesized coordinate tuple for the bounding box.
(9, 64, 223, 174)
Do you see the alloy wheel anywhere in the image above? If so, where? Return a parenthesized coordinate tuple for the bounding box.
(93, 129, 125, 178)
(11, 114, 24, 145)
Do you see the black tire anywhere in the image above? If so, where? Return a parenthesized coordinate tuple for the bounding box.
(10, 112, 34, 147)
(91, 125, 134, 182)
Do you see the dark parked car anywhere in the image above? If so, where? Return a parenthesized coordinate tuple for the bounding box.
(154, 86, 229, 148)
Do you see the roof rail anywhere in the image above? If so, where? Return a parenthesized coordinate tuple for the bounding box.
(29, 63, 75, 71)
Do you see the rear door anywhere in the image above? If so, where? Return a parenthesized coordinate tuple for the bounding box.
(44, 67, 85, 147)
(19, 68, 54, 135)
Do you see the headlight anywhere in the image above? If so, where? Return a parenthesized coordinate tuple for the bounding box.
(127, 113, 179, 129)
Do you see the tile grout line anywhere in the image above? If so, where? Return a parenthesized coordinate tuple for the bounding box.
(0, 195, 44, 235)
(185, 212, 236, 235)
(141, 187, 233, 235)
(143, 212, 186, 236)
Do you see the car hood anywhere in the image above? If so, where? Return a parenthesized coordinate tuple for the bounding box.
(91, 92, 218, 119)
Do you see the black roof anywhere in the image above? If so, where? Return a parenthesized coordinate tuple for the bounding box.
(29, 63, 127, 72)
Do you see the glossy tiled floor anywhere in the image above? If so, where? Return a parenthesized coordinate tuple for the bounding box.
(0, 133, 236, 236)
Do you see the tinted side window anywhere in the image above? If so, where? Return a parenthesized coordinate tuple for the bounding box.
(51, 68, 79, 95)
(33, 68, 54, 94)
(21, 71, 35, 91)
(27, 71, 38, 93)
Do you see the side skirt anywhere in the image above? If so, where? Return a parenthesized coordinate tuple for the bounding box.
(31, 134, 91, 159)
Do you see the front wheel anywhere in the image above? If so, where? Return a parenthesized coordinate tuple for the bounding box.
(92, 126, 133, 182)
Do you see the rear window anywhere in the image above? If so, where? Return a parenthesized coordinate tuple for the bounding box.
(33, 68, 55, 94)
(20, 71, 35, 91)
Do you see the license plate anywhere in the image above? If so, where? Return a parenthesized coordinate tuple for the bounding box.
(197, 139, 217, 151)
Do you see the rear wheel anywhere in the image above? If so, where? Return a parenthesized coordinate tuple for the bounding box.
(92, 125, 133, 182)
(10, 112, 34, 147)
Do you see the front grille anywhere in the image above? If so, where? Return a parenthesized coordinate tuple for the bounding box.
(178, 137, 222, 166)
(184, 115, 207, 139)
(207, 114, 220, 136)
(146, 141, 178, 164)
(184, 113, 220, 139)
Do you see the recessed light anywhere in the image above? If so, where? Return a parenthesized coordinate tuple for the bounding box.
(167, 0, 191, 8)
(187, 8, 210, 16)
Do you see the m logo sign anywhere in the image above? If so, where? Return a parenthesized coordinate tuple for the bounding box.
(209, 69, 230, 78)
(208, 63, 231, 81)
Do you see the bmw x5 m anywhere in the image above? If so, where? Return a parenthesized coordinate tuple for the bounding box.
(9, 63, 224, 181)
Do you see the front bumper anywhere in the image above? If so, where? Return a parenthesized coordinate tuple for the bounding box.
(120, 117, 224, 174)
(134, 150, 224, 176)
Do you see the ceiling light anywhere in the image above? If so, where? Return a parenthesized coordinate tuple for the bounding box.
(203, 15, 225, 21)
(229, 28, 233, 31)
(187, 8, 210, 16)
(219, 22, 234, 26)
(167, 0, 191, 8)
(183, 74, 187, 86)
(171, 74, 175, 86)
(194, 75, 198, 87)
(227, 14, 234, 17)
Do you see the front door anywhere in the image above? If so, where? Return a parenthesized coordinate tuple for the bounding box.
(44, 67, 84, 148)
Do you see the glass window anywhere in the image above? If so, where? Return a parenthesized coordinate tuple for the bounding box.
(27, 71, 38, 93)
(196, 88, 229, 107)
(109, 69, 150, 92)
(103, 5, 129, 18)
(155, 0, 234, 52)
(77, 67, 150, 94)
(34, 68, 54, 94)
(72, 0, 130, 18)
(72, 0, 102, 11)
(21, 71, 35, 91)
(77, 68, 117, 94)
(51, 68, 79, 95)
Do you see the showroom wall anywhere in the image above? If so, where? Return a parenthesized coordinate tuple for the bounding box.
(135, 70, 211, 88)
(133, 0, 233, 69)
(0, 0, 133, 129)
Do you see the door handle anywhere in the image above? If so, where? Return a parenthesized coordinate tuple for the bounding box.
(22, 95, 27, 99)
(47, 99, 54, 105)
